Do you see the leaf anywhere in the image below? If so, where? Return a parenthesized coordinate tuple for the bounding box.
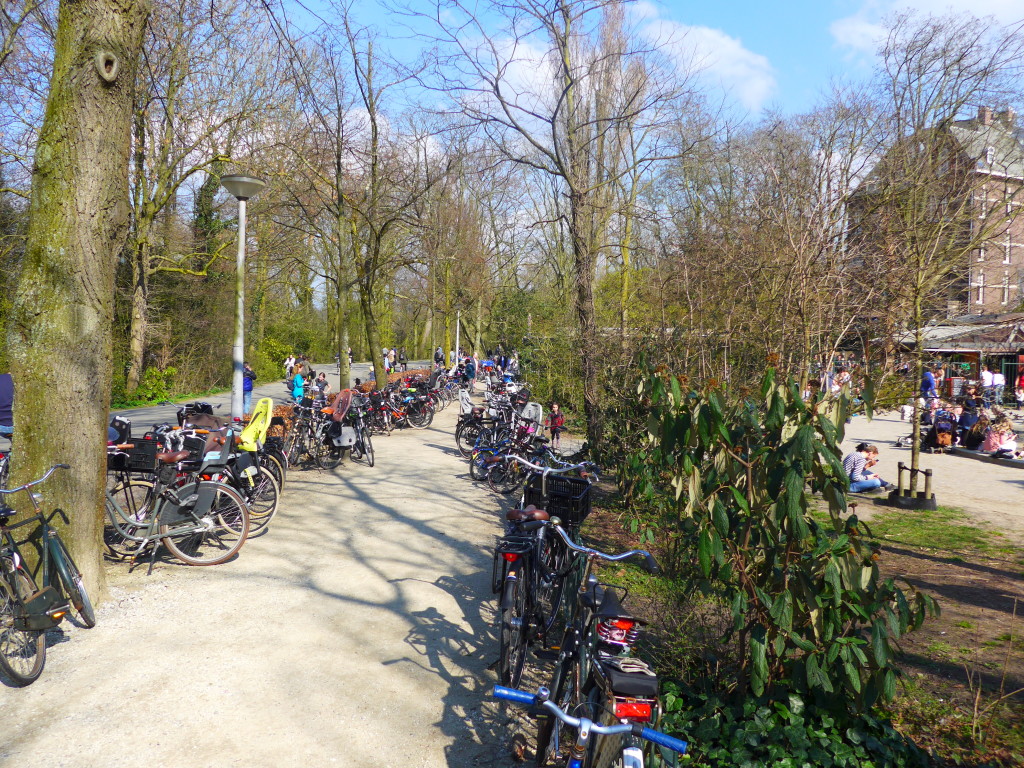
(871, 620, 888, 667)
(729, 485, 750, 514)
(750, 624, 768, 696)
(882, 668, 897, 701)
(770, 591, 793, 632)
(712, 498, 730, 536)
(698, 529, 712, 577)
(824, 561, 842, 607)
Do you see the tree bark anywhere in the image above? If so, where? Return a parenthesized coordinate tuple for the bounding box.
(7, 0, 149, 595)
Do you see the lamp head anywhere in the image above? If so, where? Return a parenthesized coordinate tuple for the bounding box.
(220, 174, 266, 201)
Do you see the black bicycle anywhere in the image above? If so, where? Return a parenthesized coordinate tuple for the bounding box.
(1, 464, 96, 686)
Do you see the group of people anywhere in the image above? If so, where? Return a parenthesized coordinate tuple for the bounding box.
(382, 347, 408, 374)
(914, 368, 1022, 457)
(283, 355, 333, 403)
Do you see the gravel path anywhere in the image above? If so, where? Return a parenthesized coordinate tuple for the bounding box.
(0, 388, 520, 767)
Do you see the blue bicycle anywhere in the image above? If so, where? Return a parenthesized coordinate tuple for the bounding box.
(494, 685, 688, 768)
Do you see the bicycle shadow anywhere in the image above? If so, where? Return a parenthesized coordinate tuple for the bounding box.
(382, 572, 531, 767)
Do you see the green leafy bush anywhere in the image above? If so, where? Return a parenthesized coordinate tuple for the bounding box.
(660, 683, 928, 767)
(624, 367, 938, 710)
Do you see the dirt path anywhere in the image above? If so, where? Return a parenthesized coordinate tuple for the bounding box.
(0, 401, 520, 767)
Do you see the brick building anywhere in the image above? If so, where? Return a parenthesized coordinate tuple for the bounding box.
(848, 106, 1024, 316)
(956, 107, 1024, 314)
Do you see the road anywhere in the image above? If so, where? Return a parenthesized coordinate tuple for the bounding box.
(0, 378, 524, 767)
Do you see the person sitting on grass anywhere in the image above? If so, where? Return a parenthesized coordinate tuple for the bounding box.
(982, 416, 1018, 456)
(842, 443, 894, 493)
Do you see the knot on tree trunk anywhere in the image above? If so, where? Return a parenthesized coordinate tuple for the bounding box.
(94, 51, 120, 83)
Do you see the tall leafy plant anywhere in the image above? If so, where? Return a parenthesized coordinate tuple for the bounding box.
(625, 368, 937, 710)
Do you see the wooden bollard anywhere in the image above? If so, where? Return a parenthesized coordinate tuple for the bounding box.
(897, 462, 906, 495)
(924, 468, 933, 499)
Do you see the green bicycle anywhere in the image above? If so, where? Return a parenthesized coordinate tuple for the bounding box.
(1, 464, 96, 686)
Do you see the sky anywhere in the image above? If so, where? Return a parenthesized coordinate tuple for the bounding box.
(329, 0, 1023, 118)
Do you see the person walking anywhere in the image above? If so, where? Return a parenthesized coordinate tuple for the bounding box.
(242, 362, 257, 415)
(544, 402, 566, 452)
(992, 368, 1005, 407)
(399, 348, 407, 372)
(981, 365, 994, 408)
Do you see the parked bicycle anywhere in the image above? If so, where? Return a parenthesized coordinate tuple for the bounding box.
(494, 685, 687, 768)
(1, 464, 96, 686)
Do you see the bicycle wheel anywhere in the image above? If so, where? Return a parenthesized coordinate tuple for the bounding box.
(162, 482, 249, 565)
(498, 566, 529, 688)
(489, 459, 524, 495)
(240, 466, 280, 535)
(49, 535, 96, 628)
(104, 478, 155, 560)
(360, 430, 376, 466)
(535, 638, 584, 766)
(260, 450, 286, 492)
(456, 423, 482, 458)
(469, 450, 494, 482)
(533, 536, 568, 640)
(316, 430, 344, 470)
(0, 568, 46, 686)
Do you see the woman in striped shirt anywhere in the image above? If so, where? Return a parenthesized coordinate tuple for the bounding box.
(842, 443, 894, 493)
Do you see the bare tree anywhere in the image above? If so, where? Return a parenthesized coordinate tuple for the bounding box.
(416, 0, 687, 443)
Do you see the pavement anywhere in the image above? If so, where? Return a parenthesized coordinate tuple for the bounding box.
(0, 372, 524, 767)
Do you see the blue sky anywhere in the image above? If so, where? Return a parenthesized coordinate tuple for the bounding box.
(321, 0, 1022, 117)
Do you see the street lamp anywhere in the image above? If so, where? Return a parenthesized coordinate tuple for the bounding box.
(220, 174, 265, 421)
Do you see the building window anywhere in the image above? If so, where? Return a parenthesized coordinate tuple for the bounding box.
(1002, 272, 1010, 305)
(973, 271, 985, 305)
(986, 146, 995, 165)
(978, 246, 986, 262)
(1005, 237, 1013, 265)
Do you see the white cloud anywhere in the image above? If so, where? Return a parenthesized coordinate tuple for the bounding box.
(832, 0, 1024, 54)
(643, 18, 777, 111)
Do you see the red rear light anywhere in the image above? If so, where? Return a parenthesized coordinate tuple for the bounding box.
(614, 700, 652, 721)
(502, 552, 519, 562)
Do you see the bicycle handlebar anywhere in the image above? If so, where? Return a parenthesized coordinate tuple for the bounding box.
(0, 463, 70, 496)
(492, 686, 688, 755)
(489, 454, 598, 480)
(546, 523, 660, 573)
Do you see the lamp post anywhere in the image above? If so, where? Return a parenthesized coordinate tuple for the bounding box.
(220, 174, 265, 421)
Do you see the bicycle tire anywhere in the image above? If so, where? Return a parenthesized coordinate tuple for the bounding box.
(535, 648, 585, 766)
(533, 535, 567, 640)
(104, 479, 155, 560)
(357, 429, 374, 467)
(162, 481, 249, 565)
(316, 430, 344, 470)
(488, 459, 524, 495)
(456, 423, 482, 458)
(240, 466, 280, 535)
(0, 567, 46, 686)
(498, 567, 529, 688)
(49, 534, 96, 628)
(469, 450, 493, 482)
(260, 450, 286, 492)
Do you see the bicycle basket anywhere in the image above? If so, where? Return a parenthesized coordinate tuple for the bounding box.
(107, 438, 160, 473)
(523, 474, 592, 526)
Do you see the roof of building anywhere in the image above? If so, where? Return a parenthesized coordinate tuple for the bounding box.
(950, 112, 1024, 179)
(897, 313, 1024, 353)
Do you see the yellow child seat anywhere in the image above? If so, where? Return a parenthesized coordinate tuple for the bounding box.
(239, 397, 273, 452)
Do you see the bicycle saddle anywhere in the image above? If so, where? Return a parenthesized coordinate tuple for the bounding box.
(156, 450, 190, 464)
(506, 505, 549, 522)
(594, 587, 646, 624)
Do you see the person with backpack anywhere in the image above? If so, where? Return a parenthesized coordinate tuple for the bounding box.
(242, 362, 257, 415)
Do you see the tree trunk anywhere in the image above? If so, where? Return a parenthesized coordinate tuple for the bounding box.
(125, 236, 150, 392)
(473, 294, 483, 355)
(6, 0, 149, 595)
(360, 287, 385, 387)
(336, 285, 350, 388)
(569, 193, 601, 445)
